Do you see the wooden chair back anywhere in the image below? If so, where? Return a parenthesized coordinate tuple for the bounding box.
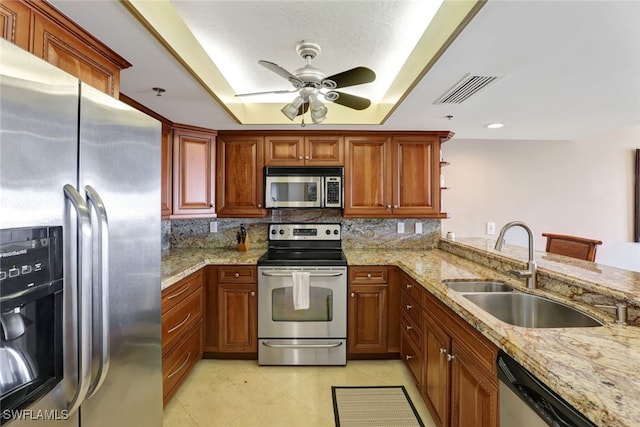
(541, 233, 602, 262)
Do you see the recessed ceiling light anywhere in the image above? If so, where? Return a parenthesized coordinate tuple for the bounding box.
(486, 123, 504, 129)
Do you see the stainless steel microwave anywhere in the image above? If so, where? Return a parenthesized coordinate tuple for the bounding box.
(264, 167, 343, 209)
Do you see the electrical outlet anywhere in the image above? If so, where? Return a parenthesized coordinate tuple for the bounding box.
(415, 222, 423, 234)
(486, 222, 496, 235)
(210, 221, 218, 233)
(397, 222, 405, 234)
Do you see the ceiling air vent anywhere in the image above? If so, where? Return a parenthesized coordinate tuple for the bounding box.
(434, 74, 500, 104)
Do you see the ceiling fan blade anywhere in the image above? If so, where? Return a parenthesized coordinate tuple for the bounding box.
(258, 60, 304, 87)
(235, 89, 298, 97)
(296, 102, 309, 116)
(329, 91, 371, 110)
(324, 67, 376, 88)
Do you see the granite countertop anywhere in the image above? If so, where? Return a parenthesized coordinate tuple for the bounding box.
(160, 243, 640, 427)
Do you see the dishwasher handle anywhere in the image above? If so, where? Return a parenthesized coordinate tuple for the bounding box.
(497, 351, 596, 427)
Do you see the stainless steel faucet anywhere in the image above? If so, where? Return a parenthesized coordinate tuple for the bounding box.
(494, 221, 537, 289)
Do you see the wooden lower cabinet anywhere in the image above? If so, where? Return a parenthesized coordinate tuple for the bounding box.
(216, 266, 258, 353)
(422, 286, 499, 427)
(161, 270, 204, 406)
(347, 266, 399, 357)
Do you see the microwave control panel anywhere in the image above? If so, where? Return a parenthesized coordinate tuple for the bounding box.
(324, 177, 342, 208)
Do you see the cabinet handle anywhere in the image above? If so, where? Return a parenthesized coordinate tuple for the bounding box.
(167, 352, 191, 379)
(405, 283, 412, 289)
(406, 305, 413, 310)
(394, 205, 398, 208)
(351, 293, 355, 298)
(447, 354, 455, 362)
(305, 156, 309, 160)
(234, 272, 240, 278)
(406, 325, 413, 331)
(168, 313, 191, 334)
(250, 291, 255, 297)
(366, 273, 372, 278)
(167, 283, 191, 300)
(387, 205, 392, 209)
(440, 348, 447, 354)
(299, 156, 303, 160)
(405, 354, 413, 360)
(258, 204, 262, 208)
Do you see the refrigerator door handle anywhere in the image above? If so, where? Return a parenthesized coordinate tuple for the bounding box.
(85, 185, 110, 398)
(63, 184, 93, 414)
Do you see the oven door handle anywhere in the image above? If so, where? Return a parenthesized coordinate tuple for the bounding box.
(261, 341, 344, 349)
(64, 184, 93, 415)
(260, 271, 344, 277)
(85, 185, 110, 399)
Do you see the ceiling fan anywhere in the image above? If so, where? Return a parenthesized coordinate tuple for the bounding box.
(235, 41, 376, 124)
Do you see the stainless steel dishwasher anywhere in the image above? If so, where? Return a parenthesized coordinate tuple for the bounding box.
(497, 350, 596, 427)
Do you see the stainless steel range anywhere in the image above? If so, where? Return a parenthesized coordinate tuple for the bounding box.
(257, 223, 347, 366)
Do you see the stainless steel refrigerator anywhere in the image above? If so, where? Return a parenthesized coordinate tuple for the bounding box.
(0, 39, 163, 426)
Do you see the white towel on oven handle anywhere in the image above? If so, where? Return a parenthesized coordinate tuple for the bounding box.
(292, 271, 310, 310)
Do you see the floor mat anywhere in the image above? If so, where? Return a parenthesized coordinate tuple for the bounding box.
(331, 385, 424, 426)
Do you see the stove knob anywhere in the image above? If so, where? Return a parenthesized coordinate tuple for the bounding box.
(279, 229, 285, 235)
(325, 229, 331, 235)
(333, 229, 339, 235)
(271, 229, 277, 235)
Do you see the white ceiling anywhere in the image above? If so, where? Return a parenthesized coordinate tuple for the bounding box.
(49, 0, 640, 141)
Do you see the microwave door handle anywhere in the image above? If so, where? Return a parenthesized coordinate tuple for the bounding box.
(63, 184, 93, 414)
(85, 185, 110, 398)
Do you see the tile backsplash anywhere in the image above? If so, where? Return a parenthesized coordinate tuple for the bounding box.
(162, 209, 440, 251)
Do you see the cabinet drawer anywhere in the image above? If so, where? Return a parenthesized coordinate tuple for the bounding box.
(218, 265, 257, 284)
(162, 324, 201, 406)
(401, 330, 422, 386)
(400, 274, 423, 304)
(162, 287, 203, 352)
(400, 311, 422, 351)
(349, 266, 388, 284)
(162, 270, 203, 313)
(401, 292, 421, 326)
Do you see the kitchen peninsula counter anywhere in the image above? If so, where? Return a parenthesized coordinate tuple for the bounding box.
(161, 243, 640, 427)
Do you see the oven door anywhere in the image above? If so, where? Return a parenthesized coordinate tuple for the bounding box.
(264, 176, 323, 208)
(258, 266, 346, 339)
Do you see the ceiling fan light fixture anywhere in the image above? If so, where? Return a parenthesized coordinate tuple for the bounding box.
(281, 96, 304, 121)
(309, 94, 327, 124)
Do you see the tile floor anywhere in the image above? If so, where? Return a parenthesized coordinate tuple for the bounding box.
(163, 359, 436, 427)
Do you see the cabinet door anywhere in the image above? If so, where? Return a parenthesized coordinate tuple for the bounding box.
(31, 13, 121, 96)
(172, 127, 216, 217)
(0, 0, 31, 50)
(392, 136, 440, 216)
(450, 342, 498, 427)
(347, 284, 388, 353)
(218, 284, 257, 352)
(264, 135, 304, 166)
(344, 135, 392, 217)
(216, 135, 266, 217)
(423, 314, 451, 427)
(160, 122, 173, 218)
(304, 135, 344, 165)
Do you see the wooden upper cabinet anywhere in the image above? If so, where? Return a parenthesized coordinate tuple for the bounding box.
(392, 136, 440, 217)
(216, 134, 267, 218)
(344, 132, 451, 218)
(264, 134, 343, 166)
(0, 0, 130, 97)
(0, 0, 30, 50)
(172, 125, 216, 217)
(344, 135, 393, 217)
(161, 123, 173, 218)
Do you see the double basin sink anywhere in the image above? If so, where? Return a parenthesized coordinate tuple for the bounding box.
(445, 281, 603, 328)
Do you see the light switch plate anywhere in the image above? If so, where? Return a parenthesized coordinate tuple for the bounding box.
(486, 222, 495, 235)
(210, 221, 218, 233)
(415, 222, 423, 234)
(397, 222, 405, 234)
